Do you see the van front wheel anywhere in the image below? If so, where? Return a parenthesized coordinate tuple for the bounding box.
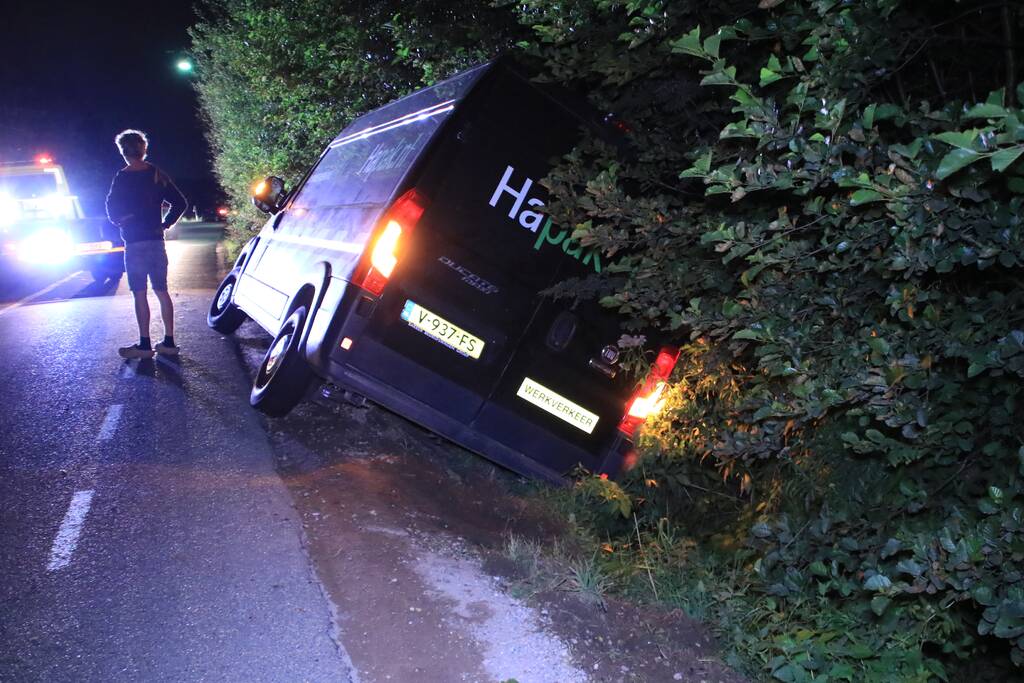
(250, 306, 313, 417)
(208, 272, 247, 334)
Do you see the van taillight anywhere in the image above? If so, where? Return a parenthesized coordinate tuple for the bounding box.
(618, 347, 680, 437)
(359, 189, 426, 296)
(370, 222, 402, 278)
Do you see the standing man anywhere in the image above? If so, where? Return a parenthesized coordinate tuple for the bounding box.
(105, 129, 188, 359)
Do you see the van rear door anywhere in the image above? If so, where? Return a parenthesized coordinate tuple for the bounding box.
(468, 263, 630, 474)
(351, 67, 630, 473)
(351, 155, 569, 426)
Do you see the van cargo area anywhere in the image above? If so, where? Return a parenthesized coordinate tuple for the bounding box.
(211, 59, 665, 483)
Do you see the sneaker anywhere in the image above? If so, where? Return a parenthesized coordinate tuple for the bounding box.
(118, 344, 155, 359)
(155, 341, 179, 356)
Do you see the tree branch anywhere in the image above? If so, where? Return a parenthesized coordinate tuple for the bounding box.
(1003, 2, 1018, 105)
(928, 56, 947, 98)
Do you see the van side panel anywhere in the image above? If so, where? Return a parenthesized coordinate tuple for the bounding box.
(248, 204, 377, 307)
(238, 66, 488, 331)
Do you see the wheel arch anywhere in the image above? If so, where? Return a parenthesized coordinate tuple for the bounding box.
(290, 261, 333, 362)
(232, 235, 260, 273)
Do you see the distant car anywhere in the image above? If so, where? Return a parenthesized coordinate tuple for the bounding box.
(0, 156, 124, 281)
(208, 59, 678, 482)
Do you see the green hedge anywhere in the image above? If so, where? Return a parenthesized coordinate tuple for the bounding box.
(516, 0, 1024, 679)
(190, 0, 521, 242)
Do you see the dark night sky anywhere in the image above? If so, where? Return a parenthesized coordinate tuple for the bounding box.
(0, 1, 218, 216)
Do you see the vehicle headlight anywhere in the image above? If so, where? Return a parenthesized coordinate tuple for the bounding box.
(0, 196, 20, 226)
(19, 228, 74, 264)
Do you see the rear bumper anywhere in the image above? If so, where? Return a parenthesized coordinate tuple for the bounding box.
(323, 353, 631, 484)
(77, 244, 125, 258)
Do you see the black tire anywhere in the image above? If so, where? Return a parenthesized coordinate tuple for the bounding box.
(90, 267, 118, 282)
(208, 272, 247, 334)
(250, 306, 314, 417)
(90, 254, 124, 282)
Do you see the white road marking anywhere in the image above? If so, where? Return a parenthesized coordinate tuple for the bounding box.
(0, 270, 85, 318)
(97, 404, 123, 442)
(46, 490, 95, 572)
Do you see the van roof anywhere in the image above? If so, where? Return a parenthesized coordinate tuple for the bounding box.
(330, 62, 493, 147)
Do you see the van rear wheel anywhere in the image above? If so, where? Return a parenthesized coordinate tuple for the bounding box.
(250, 306, 313, 417)
(208, 272, 247, 334)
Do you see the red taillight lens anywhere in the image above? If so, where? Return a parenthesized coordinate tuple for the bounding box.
(359, 189, 426, 296)
(618, 347, 680, 437)
(370, 220, 402, 278)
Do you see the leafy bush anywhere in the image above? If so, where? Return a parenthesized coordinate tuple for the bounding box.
(513, 0, 1024, 679)
(190, 0, 522, 242)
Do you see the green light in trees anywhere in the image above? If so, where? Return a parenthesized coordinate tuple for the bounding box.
(176, 59, 193, 73)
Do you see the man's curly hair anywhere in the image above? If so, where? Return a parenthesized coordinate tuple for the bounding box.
(115, 129, 148, 160)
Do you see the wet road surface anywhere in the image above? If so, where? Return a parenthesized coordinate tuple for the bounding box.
(0, 235, 355, 681)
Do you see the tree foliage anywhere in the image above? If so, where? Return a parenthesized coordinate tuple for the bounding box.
(189, 0, 522, 234)
(515, 0, 1024, 679)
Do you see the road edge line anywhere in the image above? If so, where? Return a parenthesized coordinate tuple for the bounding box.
(0, 270, 85, 319)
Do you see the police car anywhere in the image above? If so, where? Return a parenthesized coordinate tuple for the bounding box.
(0, 155, 124, 281)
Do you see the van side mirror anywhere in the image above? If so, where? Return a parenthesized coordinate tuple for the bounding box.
(251, 176, 287, 214)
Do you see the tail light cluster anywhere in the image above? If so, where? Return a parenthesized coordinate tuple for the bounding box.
(358, 188, 427, 296)
(618, 347, 680, 437)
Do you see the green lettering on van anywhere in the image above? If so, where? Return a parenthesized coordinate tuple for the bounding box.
(533, 217, 602, 274)
(534, 217, 567, 250)
(562, 237, 582, 258)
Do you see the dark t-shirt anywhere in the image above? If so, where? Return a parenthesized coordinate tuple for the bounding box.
(105, 164, 188, 244)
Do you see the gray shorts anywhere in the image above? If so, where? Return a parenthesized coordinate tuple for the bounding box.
(124, 240, 168, 292)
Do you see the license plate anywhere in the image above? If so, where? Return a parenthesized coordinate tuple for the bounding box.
(76, 241, 115, 253)
(400, 300, 484, 359)
(516, 377, 600, 434)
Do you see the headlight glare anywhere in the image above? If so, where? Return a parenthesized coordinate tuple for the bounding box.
(19, 228, 74, 264)
(0, 197, 20, 226)
(42, 194, 73, 219)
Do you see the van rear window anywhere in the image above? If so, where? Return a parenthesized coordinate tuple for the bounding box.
(291, 65, 487, 212)
(292, 122, 441, 209)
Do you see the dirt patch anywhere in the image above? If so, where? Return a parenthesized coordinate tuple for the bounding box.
(529, 591, 745, 682)
(271, 396, 564, 546)
(235, 316, 744, 682)
(268, 397, 586, 682)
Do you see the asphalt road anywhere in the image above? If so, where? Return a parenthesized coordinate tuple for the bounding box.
(0, 234, 355, 682)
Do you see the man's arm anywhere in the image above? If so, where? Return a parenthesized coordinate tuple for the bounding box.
(104, 174, 132, 226)
(156, 169, 188, 229)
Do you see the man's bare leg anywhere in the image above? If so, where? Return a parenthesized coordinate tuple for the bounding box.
(154, 289, 174, 338)
(133, 290, 151, 338)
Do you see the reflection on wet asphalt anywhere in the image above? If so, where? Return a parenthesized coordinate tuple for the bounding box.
(0, 235, 355, 682)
